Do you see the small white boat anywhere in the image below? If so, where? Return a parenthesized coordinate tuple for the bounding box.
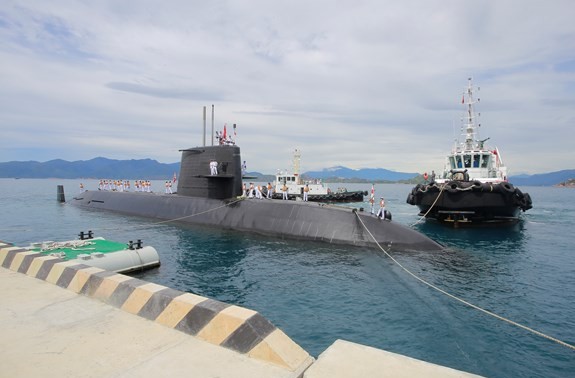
(272, 149, 367, 202)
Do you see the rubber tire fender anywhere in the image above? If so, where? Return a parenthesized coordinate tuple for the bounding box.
(447, 181, 460, 193)
(500, 182, 515, 193)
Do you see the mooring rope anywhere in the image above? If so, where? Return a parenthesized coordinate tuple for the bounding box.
(12, 197, 247, 246)
(93, 197, 246, 233)
(355, 212, 575, 351)
(410, 183, 446, 226)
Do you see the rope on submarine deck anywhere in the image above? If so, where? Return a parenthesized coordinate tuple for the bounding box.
(354, 212, 575, 351)
(144, 197, 244, 226)
(90, 197, 246, 233)
(410, 183, 446, 226)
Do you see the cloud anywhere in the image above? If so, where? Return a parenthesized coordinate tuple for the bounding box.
(106, 82, 223, 101)
(1, 0, 575, 175)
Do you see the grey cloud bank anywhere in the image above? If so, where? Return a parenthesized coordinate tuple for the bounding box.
(1, 0, 574, 175)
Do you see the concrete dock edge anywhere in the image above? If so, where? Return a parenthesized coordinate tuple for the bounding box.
(1, 239, 484, 377)
(0, 240, 314, 374)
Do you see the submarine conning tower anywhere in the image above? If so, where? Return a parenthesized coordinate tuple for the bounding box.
(177, 145, 243, 199)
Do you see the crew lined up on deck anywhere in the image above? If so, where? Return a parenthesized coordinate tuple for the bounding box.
(240, 182, 275, 199)
(91, 179, 176, 194)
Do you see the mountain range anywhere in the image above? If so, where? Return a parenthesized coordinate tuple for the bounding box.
(303, 166, 418, 181)
(0, 157, 573, 186)
(0, 157, 179, 180)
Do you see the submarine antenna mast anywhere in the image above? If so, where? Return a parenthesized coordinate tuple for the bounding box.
(202, 106, 206, 146)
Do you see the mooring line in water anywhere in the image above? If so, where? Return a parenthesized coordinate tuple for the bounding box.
(355, 213, 575, 351)
(410, 183, 446, 226)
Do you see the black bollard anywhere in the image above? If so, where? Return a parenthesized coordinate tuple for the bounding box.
(57, 185, 65, 203)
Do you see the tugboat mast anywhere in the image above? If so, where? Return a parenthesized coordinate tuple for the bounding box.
(461, 77, 481, 152)
(293, 149, 301, 185)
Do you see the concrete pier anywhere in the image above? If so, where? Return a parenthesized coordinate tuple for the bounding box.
(1, 240, 483, 377)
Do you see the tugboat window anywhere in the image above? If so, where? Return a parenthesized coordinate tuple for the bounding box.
(449, 157, 456, 169)
(464, 155, 471, 168)
(481, 154, 489, 168)
(473, 155, 480, 168)
(457, 156, 463, 168)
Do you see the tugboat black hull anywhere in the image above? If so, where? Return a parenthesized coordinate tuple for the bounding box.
(272, 190, 367, 203)
(406, 181, 532, 226)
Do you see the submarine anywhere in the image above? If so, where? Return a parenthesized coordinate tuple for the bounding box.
(70, 141, 442, 252)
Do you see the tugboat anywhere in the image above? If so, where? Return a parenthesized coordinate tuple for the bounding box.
(272, 149, 367, 202)
(406, 78, 533, 226)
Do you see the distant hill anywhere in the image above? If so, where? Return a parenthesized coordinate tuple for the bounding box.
(303, 166, 418, 182)
(509, 169, 575, 186)
(0, 159, 572, 186)
(0, 157, 180, 180)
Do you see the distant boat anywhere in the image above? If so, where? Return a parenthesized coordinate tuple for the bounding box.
(271, 149, 367, 202)
(406, 78, 533, 226)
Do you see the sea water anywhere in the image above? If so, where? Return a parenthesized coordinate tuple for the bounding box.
(0, 178, 573, 377)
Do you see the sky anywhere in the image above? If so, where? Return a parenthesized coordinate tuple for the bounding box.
(1, 1, 574, 175)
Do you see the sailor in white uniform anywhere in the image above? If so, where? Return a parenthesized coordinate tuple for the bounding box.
(377, 197, 386, 219)
(210, 160, 218, 175)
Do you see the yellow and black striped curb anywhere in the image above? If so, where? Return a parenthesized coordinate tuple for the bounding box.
(0, 240, 313, 372)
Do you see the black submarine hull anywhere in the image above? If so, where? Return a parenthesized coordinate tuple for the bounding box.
(70, 191, 442, 251)
(70, 144, 442, 251)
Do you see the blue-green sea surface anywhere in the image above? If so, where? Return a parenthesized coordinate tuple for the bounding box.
(0, 179, 573, 377)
